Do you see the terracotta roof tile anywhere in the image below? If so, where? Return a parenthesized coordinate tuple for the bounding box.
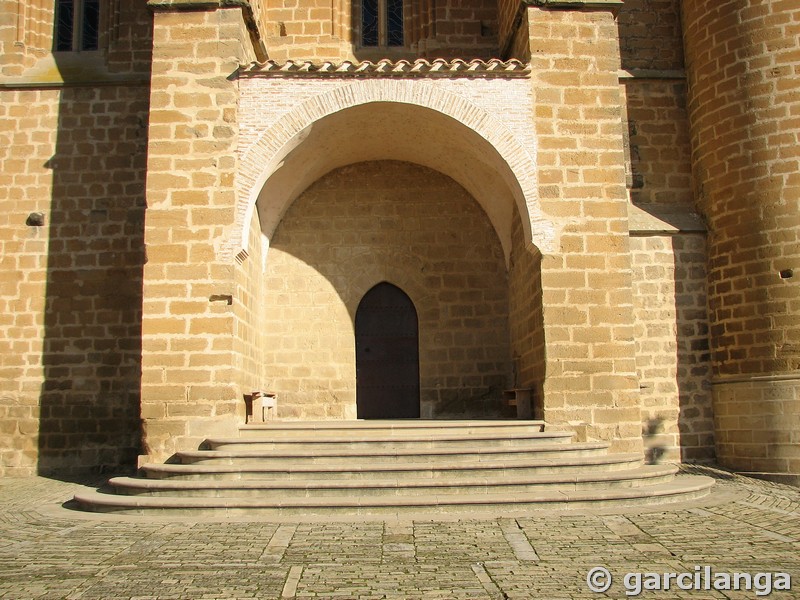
(239, 58, 530, 78)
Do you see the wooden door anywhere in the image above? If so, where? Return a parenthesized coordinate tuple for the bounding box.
(355, 282, 420, 419)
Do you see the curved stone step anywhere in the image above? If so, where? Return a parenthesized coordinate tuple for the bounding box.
(239, 420, 546, 438)
(176, 441, 612, 466)
(205, 430, 575, 452)
(112, 465, 676, 497)
(73, 475, 716, 516)
(144, 453, 643, 481)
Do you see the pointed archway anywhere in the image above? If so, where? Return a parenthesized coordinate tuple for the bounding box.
(355, 282, 420, 419)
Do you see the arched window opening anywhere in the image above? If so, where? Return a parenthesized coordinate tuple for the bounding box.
(360, 0, 404, 48)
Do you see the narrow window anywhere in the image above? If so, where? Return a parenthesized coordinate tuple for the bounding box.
(360, 0, 404, 48)
(81, 0, 100, 50)
(55, 0, 75, 51)
(386, 0, 403, 46)
(55, 0, 100, 52)
(361, 0, 379, 47)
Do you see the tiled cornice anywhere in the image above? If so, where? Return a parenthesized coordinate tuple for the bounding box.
(239, 58, 531, 79)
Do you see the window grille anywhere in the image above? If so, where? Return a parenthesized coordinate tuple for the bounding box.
(55, 0, 100, 52)
(360, 0, 404, 48)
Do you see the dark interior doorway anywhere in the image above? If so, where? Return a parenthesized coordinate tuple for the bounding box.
(355, 282, 420, 419)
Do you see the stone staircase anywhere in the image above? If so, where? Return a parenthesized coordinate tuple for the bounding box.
(73, 420, 714, 516)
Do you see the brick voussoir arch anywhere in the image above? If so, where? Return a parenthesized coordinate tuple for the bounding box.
(235, 79, 553, 259)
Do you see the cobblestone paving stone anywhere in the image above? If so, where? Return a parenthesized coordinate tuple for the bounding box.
(0, 468, 798, 599)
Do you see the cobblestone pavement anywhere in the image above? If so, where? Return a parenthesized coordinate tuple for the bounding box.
(1, 467, 799, 599)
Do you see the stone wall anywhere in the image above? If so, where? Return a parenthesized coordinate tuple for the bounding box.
(529, 5, 643, 453)
(0, 1, 151, 475)
(264, 161, 513, 419)
(139, 5, 258, 462)
(713, 379, 800, 476)
(616, 0, 713, 461)
(0, 0, 152, 79)
(508, 210, 546, 411)
(4, 0, 782, 476)
(681, 0, 800, 475)
(263, 0, 499, 62)
(630, 234, 714, 462)
(0, 85, 149, 477)
(233, 207, 269, 403)
(0, 0, 50, 74)
(618, 0, 684, 71)
(622, 79, 693, 207)
(497, 0, 518, 57)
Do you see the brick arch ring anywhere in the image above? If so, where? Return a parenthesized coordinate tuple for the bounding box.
(233, 79, 556, 259)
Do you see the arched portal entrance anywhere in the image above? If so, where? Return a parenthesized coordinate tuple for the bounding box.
(239, 90, 548, 424)
(355, 282, 420, 419)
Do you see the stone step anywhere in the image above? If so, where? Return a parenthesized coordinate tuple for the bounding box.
(205, 430, 575, 452)
(144, 453, 643, 481)
(175, 441, 612, 467)
(110, 468, 679, 499)
(72, 419, 715, 517)
(238, 420, 546, 438)
(73, 475, 716, 516)
(115, 464, 672, 497)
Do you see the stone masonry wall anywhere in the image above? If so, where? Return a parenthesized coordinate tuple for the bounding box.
(528, 6, 643, 453)
(681, 0, 800, 474)
(622, 79, 693, 207)
(509, 209, 546, 411)
(713, 379, 800, 475)
(233, 207, 268, 403)
(0, 1, 151, 475)
(682, 0, 800, 379)
(0, 0, 152, 78)
(264, 161, 512, 420)
(0, 0, 51, 74)
(630, 234, 714, 462)
(140, 5, 257, 462)
(618, 0, 684, 72)
(425, 0, 498, 59)
(0, 89, 57, 476)
(0, 84, 151, 476)
(497, 0, 529, 61)
(263, 0, 499, 62)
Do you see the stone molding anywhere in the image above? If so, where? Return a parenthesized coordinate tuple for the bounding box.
(526, 0, 624, 10)
(711, 373, 800, 386)
(239, 58, 531, 79)
(628, 204, 706, 236)
(618, 69, 686, 81)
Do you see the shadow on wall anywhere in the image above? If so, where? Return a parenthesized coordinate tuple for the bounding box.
(672, 235, 715, 463)
(636, 230, 715, 465)
(616, 0, 684, 73)
(38, 15, 151, 477)
(263, 160, 525, 420)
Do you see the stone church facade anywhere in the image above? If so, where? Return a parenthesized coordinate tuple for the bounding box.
(0, 0, 797, 482)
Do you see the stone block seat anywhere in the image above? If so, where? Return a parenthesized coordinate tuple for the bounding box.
(73, 420, 714, 517)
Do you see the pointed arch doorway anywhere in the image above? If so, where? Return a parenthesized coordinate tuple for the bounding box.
(355, 282, 420, 419)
